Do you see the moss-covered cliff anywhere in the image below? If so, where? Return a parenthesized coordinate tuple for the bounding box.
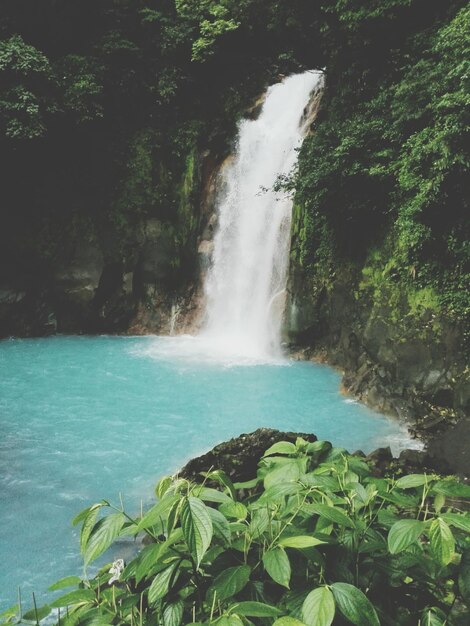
(286, 1, 469, 431)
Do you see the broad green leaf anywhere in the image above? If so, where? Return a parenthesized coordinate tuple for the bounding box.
(273, 619, 307, 626)
(302, 474, 340, 492)
(264, 441, 297, 457)
(80, 507, 100, 555)
(256, 482, 301, 504)
(230, 601, 282, 617)
(194, 486, 232, 504)
(306, 441, 332, 458)
(135, 542, 163, 584)
(22, 606, 51, 622)
(148, 560, 180, 605)
(203, 469, 236, 499)
(395, 474, 431, 489)
(264, 460, 301, 488)
(208, 507, 231, 545)
(284, 590, 311, 616)
(119, 594, 140, 611)
(249, 507, 270, 537)
(219, 501, 248, 520)
(137, 494, 179, 531)
(167, 497, 184, 535)
(331, 583, 379, 626)
(346, 456, 371, 477)
(388, 519, 425, 554)
(442, 512, 470, 532)
(181, 497, 213, 567)
(155, 476, 173, 499)
(233, 478, 260, 490)
(229, 522, 247, 535)
(203, 545, 225, 565)
(296, 437, 309, 450)
(302, 586, 335, 626)
(72, 502, 103, 527)
(0, 605, 19, 623)
(308, 504, 354, 528)
(208, 565, 250, 602)
(344, 470, 359, 484)
(163, 600, 184, 626)
(50, 589, 95, 608)
(84, 513, 126, 565)
(48, 576, 82, 591)
(421, 607, 446, 626)
(377, 509, 399, 528)
(136, 525, 183, 580)
(263, 547, 291, 588)
(433, 493, 446, 513)
(380, 491, 419, 508)
(279, 535, 326, 549)
(429, 518, 455, 565)
(432, 480, 470, 498)
(72, 613, 113, 626)
(351, 482, 369, 505)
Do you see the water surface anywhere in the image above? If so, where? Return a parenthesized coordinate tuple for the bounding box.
(0, 335, 416, 610)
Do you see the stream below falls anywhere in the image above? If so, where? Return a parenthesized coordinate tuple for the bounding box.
(0, 335, 420, 610)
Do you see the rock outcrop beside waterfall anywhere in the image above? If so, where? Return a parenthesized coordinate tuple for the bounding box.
(0, 147, 211, 338)
(179, 428, 456, 482)
(285, 265, 470, 474)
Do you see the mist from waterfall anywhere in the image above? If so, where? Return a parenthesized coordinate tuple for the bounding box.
(202, 71, 322, 359)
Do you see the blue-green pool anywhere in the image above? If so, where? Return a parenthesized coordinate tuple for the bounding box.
(0, 335, 416, 610)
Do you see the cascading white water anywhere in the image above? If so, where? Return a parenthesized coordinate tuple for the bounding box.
(202, 71, 322, 359)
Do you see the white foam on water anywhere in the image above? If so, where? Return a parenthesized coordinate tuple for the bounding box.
(130, 334, 289, 368)
(135, 72, 322, 368)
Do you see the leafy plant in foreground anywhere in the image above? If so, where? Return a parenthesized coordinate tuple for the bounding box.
(3, 439, 470, 626)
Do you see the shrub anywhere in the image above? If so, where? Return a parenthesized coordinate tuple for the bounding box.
(3, 439, 470, 626)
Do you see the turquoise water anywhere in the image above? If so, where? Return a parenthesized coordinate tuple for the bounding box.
(0, 336, 415, 610)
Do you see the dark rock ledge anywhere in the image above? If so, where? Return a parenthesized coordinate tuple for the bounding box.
(180, 429, 317, 483)
(178, 428, 449, 484)
(289, 346, 470, 478)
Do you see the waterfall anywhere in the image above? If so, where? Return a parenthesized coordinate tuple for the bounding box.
(202, 71, 322, 359)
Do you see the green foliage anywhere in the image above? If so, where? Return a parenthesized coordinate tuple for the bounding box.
(292, 0, 469, 331)
(174, 0, 240, 62)
(6, 440, 470, 626)
(56, 55, 104, 124)
(0, 35, 56, 138)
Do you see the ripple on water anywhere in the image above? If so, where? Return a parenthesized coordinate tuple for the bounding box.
(0, 335, 419, 610)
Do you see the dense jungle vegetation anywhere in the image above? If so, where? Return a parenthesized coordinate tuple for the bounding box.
(290, 0, 469, 345)
(0, 0, 467, 339)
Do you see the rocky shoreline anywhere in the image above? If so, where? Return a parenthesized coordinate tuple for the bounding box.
(0, 323, 466, 475)
(178, 427, 451, 484)
(289, 345, 470, 476)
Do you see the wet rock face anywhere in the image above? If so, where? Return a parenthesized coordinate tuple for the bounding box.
(53, 242, 105, 332)
(427, 418, 470, 476)
(286, 265, 469, 455)
(0, 220, 180, 337)
(0, 139, 225, 339)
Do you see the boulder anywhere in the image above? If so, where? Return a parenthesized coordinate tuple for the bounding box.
(179, 428, 317, 483)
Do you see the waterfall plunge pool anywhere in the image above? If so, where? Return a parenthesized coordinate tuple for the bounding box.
(0, 335, 418, 610)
